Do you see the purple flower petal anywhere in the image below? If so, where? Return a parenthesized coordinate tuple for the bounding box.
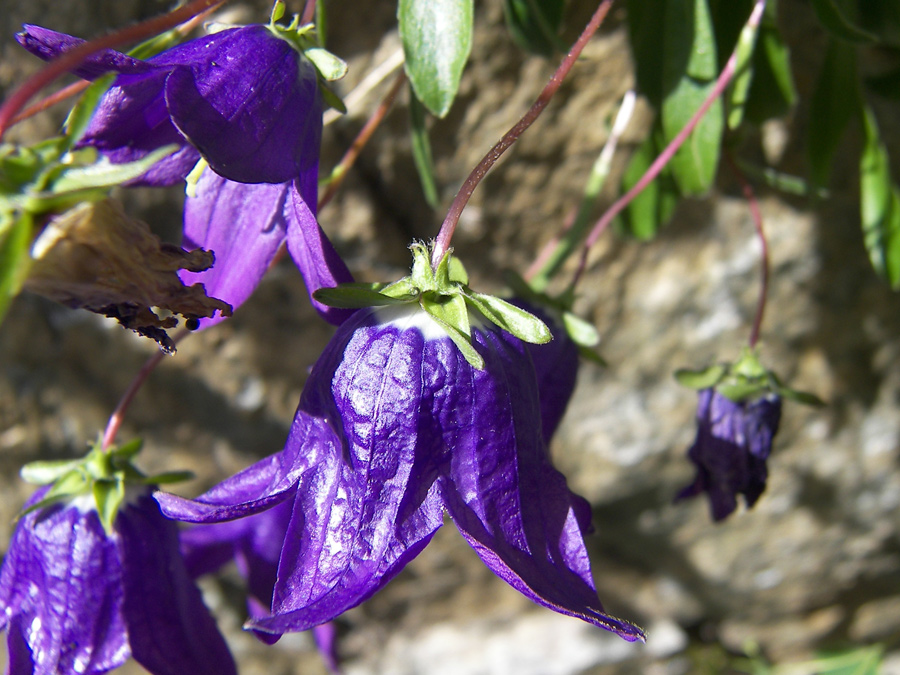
(16, 24, 150, 80)
(155, 409, 340, 522)
(178, 170, 290, 327)
(117, 493, 236, 675)
(284, 180, 355, 326)
(677, 389, 782, 521)
(0, 496, 130, 674)
(434, 327, 644, 641)
(163, 26, 322, 184)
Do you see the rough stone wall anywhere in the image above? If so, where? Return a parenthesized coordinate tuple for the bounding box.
(1, 0, 899, 673)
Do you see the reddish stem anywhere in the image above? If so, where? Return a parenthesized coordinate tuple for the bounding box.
(573, 0, 767, 285)
(318, 70, 406, 211)
(430, 0, 615, 268)
(0, 0, 227, 140)
(728, 155, 768, 348)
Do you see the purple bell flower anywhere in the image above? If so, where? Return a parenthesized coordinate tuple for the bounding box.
(17, 23, 322, 186)
(16, 23, 354, 326)
(0, 489, 236, 675)
(157, 306, 645, 643)
(676, 388, 782, 521)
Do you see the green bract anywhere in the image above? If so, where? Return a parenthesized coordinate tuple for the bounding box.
(314, 243, 551, 369)
(18, 436, 193, 534)
(675, 347, 824, 407)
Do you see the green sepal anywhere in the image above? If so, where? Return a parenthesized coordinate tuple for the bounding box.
(463, 290, 550, 344)
(304, 47, 348, 81)
(766, 371, 826, 407)
(314, 283, 417, 308)
(423, 291, 470, 338)
(20, 458, 83, 486)
(93, 478, 126, 534)
(110, 437, 143, 462)
(448, 256, 468, 284)
(561, 310, 599, 348)
(320, 85, 347, 114)
(270, 0, 287, 24)
(716, 379, 770, 402)
(421, 294, 483, 368)
(141, 470, 196, 486)
(577, 345, 607, 367)
(674, 364, 727, 390)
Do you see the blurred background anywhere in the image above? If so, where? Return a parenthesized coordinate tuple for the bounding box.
(1, 0, 899, 672)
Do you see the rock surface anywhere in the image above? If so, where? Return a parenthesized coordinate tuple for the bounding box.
(1, 0, 899, 674)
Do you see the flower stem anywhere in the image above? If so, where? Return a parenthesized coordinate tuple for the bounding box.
(430, 0, 616, 269)
(728, 155, 769, 348)
(319, 70, 406, 211)
(525, 89, 636, 290)
(101, 331, 186, 451)
(572, 0, 767, 286)
(0, 0, 227, 140)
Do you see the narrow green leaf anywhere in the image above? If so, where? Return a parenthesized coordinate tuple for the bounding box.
(409, 87, 440, 208)
(810, 0, 878, 43)
(0, 210, 34, 324)
(625, 0, 668, 105)
(661, 0, 723, 195)
(93, 478, 125, 534)
(51, 144, 178, 194)
(860, 105, 900, 288)
(808, 39, 858, 188)
(727, 0, 763, 129)
(674, 364, 726, 389)
(464, 291, 551, 344)
(743, 4, 797, 123)
(617, 126, 680, 239)
(503, 0, 566, 57)
(399, 0, 473, 117)
(20, 459, 83, 485)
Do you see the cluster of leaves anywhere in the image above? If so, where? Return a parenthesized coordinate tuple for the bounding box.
(617, 0, 900, 290)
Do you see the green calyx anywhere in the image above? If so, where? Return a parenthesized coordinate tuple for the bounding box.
(268, 1, 348, 111)
(675, 346, 825, 406)
(314, 243, 552, 369)
(18, 436, 193, 534)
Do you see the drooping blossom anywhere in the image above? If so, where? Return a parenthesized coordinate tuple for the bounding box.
(676, 388, 782, 521)
(157, 305, 645, 642)
(180, 502, 342, 671)
(17, 22, 353, 325)
(0, 489, 235, 675)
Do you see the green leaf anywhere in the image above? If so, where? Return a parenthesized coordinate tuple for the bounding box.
(734, 159, 827, 198)
(561, 310, 599, 348)
(866, 66, 900, 100)
(399, 0, 473, 117)
(617, 125, 680, 239)
(93, 478, 125, 534)
(859, 105, 900, 288)
(742, 4, 797, 123)
(20, 458, 83, 485)
(463, 290, 551, 344)
(0, 210, 34, 324)
(660, 0, 723, 195)
(51, 144, 178, 194)
(503, 0, 566, 57)
(674, 364, 726, 389)
(409, 88, 440, 208)
(313, 284, 416, 308)
(726, 0, 763, 129)
(810, 0, 878, 43)
(808, 39, 858, 188)
(625, 0, 668, 105)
